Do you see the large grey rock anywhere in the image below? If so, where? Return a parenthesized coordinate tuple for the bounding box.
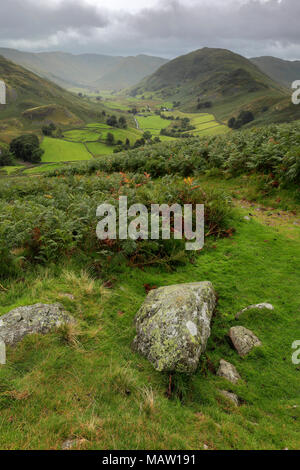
(0, 303, 74, 347)
(235, 303, 274, 319)
(133, 282, 216, 373)
(0, 340, 5, 365)
(217, 359, 241, 384)
(229, 326, 262, 357)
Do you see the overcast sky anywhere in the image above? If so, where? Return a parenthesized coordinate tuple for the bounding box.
(0, 0, 299, 60)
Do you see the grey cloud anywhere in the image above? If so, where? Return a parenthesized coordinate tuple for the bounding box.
(0, 0, 109, 40)
(0, 0, 299, 60)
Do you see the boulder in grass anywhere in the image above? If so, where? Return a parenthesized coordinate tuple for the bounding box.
(229, 326, 261, 357)
(217, 359, 241, 384)
(133, 282, 216, 373)
(0, 303, 74, 347)
(219, 390, 239, 406)
(235, 303, 274, 319)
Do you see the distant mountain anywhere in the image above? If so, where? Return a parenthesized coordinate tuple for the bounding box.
(0, 55, 104, 143)
(93, 55, 168, 91)
(130, 47, 300, 125)
(0, 48, 168, 90)
(251, 56, 300, 88)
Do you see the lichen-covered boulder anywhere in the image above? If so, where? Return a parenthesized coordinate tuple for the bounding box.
(229, 326, 261, 357)
(132, 282, 216, 373)
(0, 303, 74, 347)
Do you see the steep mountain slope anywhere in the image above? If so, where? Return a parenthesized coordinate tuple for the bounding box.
(93, 55, 169, 90)
(0, 48, 168, 90)
(251, 56, 300, 88)
(0, 55, 104, 143)
(130, 48, 299, 124)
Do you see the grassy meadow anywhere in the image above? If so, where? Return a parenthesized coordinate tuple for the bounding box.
(0, 167, 299, 449)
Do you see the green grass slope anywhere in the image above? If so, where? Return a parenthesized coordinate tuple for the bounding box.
(0, 141, 299, 449)
(130, 48, 300, 125)
(94, 55, 169, 91)
(0, 55, 106, 143)
(251, 56, 300, 89)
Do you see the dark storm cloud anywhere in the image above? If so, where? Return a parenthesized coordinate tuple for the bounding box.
(123, 0, 300, 52)
(0, 0, 299, 59)
(0, 0, 108, 40)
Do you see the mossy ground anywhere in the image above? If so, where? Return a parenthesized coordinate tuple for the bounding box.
(0, 177, 299, 450)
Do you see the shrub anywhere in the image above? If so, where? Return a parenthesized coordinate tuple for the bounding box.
(10, 134, 44, 163)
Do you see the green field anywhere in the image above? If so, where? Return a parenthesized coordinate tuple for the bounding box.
(136, 114, 170, 135)
(41, 137, 92, 162)
(23, 163, 67, 174)
(136, 109, 229, 138)
(0, 165, 25, 175)
(85, 142, 115, 156)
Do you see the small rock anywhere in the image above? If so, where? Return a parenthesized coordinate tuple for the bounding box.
(58, 293, 75, 301)
(244, 216, 251, 221)
(203, 444, 208, 450)
(236, 303, 274, 319)
(0, 339, 6, 365)
(219, 390, 239, 406)
(229, 326, 262, 357)
(0, 303, 74, 347)
(133, 282, 216, 373)
(62, 438, 87, 450)
(217, 359, 241, 384)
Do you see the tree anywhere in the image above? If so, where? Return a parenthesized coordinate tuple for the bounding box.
(118, 116, 127, 129)
(143, 131, 152, 142)
(106, 115, 118, 127)
(106, 132, 115, 145)
(228, 117, 236, 129)
(0, 147, 15, 166)
(10, 134, 44, 163)
(42, 122, 56, 136)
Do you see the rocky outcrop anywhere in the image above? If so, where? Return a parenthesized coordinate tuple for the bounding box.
(0, 303, 74, 347)
(229, 326, 261, 357)
(133, 282, 216, 373)
(217, 359, 241, 384)
(235, 303, 274, 319)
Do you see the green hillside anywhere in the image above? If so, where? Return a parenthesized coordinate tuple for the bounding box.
(0, 48, 168, 91)
(130, 48, 300, 125)
(0, 55, 107, 143)
(251, 56, 300, 88)
(93, 55, 168, 91)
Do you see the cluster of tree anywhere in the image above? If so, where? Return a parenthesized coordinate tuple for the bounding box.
(228, 111, 254, 130)
(160, 117, 195, 138)
(42, 123, 56, 136)
(105, 130, 160, 153)
(128, 108, 138, 115)
(160, 113, 175, 121)
(197, 101, 212, 110)
(133, 133, 161, 149)
(106, 115, 127, 129)
(9, 134, 44, 163)
(0, 146, 15, 167)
